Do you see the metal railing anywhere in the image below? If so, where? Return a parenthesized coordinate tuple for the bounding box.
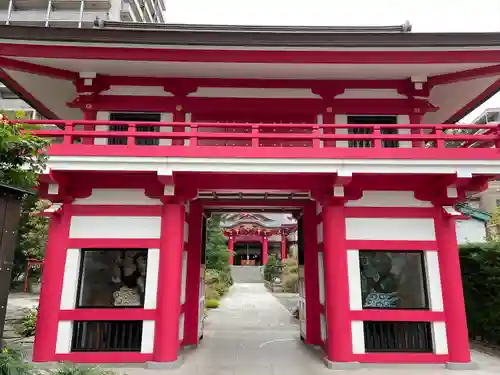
(1, 0, 164, 27)
(4, 0, 89, 27)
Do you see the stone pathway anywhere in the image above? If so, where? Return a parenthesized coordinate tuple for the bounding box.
(3, 292, 39, 349)
(116, 283, 500, 375)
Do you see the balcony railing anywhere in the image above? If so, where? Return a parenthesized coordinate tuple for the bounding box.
(11, 120, 500, 159)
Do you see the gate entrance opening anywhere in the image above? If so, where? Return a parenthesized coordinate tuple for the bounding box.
(199, 205, 312, 345)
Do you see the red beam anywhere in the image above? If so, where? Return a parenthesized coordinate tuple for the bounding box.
(59, 308, 156, 321)
(0, 56, 77, 80)
(350, 309, 445, 322)
(429, 64, 500, 86)
(1, 44, 500, 64)
(202, 200, 310, 207)
(70, 95, 436, 115)
(345, 240, 437, 250)
(103, 76, 409, 90)
(53, 352, 153, 363)
(67, 238, 161, 248)
(344, 206, 435, 218)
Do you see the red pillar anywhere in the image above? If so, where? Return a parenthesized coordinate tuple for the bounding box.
(303, 202, 322, 345)
(32, 206, 72, 362)
(280, 232, 287, 260)
(153, 202, 185, 364)
(82, 110, 97, 145)
(434, 207, 471, 364)
(322, 203, 353, 365)
(228, 236, 234, 265)
(183, 201, 203, 346)
(262, 236, 268, 265)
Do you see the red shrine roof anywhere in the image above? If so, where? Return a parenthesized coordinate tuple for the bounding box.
(0, 24, 499, 123)
(221, 213, 296, 230)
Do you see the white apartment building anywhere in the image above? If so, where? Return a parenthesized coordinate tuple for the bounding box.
(0, 0, 167, 27)
(0, 83, 42, 119)
(467, 108, 500, 214)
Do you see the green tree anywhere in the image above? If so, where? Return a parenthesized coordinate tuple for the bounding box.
(204, 215, 232, 300)
(205, 214, 230, 272)
(0, 116, 50, 288)
(0, 117, 49, 189)
(11, 196, 49, 286)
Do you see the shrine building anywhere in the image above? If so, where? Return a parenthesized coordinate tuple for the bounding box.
(222, 212, 297, 265)
(1, 22, 500, 370)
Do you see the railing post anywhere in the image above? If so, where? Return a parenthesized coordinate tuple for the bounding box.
(252, 125, 259, 148)
(373, 125, 382, 149)
(495, 125, 500, 149)
(410, 114, 424, 148)
(63, 122, 73, 145)
(189, 124, 198, 147)
(435, 126, 445, 148)
(312, 125, 321, 149)
(127, 123, 136, 146)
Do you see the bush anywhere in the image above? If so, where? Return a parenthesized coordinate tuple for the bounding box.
(205, 268, 231, 301)
(282, 274, 298, 293)
(205, 285, 221, 301)
(460, 241, 500, 344)
(0, 346, 32, 375)
(19, 308, 37, 337)
(282, 258, 299, 292)
(205, 299, 220, 309)
(263, 254, 279, 282)
(47, 364, 116, 375)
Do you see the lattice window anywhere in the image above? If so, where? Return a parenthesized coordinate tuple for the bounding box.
(109, 113, 161, 145)
(72, 321, 142, 352)
(347, 115, 398, 148)
(364, 321, 433, 352)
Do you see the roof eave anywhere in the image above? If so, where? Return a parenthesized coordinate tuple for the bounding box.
(1, 25, 500, 48)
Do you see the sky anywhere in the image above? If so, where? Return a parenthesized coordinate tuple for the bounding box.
(165, 0, 500, 122)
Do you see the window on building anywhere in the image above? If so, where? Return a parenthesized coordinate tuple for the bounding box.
(0, 89, 18, 99)
(359, 251, 428, 309)
(347, 115, 398, 148)
(486, 112, 500, 123)
(77, 249, 148, 308)
(109, 113, 161, 146)
(1, 110, 35, 120)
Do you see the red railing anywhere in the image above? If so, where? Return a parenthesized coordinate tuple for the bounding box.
(11, 120, 500, 159)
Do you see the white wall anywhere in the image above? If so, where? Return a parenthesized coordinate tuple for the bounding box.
(69, 216, 161, 239)
(344, 190, 447, 355)
(73, 189, 161, 205)
(345, 217, 436, 241)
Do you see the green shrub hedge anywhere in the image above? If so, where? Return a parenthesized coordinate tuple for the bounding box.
(0, 346, 116, 375)
(205, 268, 232, 301)
(460, 241, 500, 344)
(19, 308, 37, 338)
